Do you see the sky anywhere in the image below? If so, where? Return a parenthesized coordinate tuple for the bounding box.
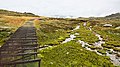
(0, 0, 120, 17)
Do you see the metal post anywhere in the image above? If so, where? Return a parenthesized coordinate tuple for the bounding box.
(14, 64, 16, 67)
(38, 60, 40, 67)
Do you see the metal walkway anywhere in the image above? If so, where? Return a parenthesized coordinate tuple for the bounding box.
(0, 20, 41, 67)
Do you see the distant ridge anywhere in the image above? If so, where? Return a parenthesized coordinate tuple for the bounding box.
(105, 13, 120, 18)
(0, 9, 39, 17)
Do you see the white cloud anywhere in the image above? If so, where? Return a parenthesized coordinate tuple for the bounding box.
(0, 0, 120, 17)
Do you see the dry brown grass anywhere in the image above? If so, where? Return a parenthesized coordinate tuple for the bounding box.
(0, 15, 40, 27)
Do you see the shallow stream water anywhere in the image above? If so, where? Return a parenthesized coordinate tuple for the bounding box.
(39, 23, 120, 66)
(64, 23, 120, 66)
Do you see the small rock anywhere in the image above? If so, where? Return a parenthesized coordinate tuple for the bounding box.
(75, 33, 79, 35)
(103, 24, 112, 27)
(80, 49, 83, 51)
(66, 52, 69, 54)
(73, 26, 80, 30)
(50, 62, 53, 64)
(55, 30, 58, 31)
(115, 26, 120, 29)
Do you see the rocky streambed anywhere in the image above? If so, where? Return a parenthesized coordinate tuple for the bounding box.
(77, 33, 120, 66)
(39, 22, 120, 66)
(76, 22, 120, 66)
(62, 23, 120, 66)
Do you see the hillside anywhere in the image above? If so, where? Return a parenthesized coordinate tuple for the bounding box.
(0, 9, 37, 47)
(0, 9, 39, 17)
(0, 9, 120, 66)
(106, 13, 120, 18)
(34, 17, 119, 67)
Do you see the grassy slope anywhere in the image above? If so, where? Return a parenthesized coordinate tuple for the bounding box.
(35, 18, 114, 67)
(35, 19, 75, 46)
(74, 22, 98, 44)
(39, 41, 114, 67)
(0, 9, 118, 66)
(91, 18, 120, 51)
(0, 9, 39, 17)
(0, 15, 38, 46)
(0, 16, 28, 46)
(0, 9, 41, 46)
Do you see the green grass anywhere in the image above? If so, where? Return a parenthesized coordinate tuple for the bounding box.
(37, 29, 68, 46)
(88, 19, 120, 50)
(0, 28, 12, 46)
(2, 10, 119, 66)
(0, 16, 27, 46)
(93, 26, 120, 49)
(34, 19, 115, 67)
(97, 49, 106, 55)
(39, 41, 114, 67)
(35, 20, 75, 46)
(74, 23, 99, 44)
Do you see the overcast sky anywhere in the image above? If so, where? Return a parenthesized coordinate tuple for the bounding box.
(0, 0, 120, 17)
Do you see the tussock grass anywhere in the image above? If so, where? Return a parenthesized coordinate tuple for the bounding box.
(0, 15, 32, 46)
(39, 41, 114, 67)
(35, 19, 75, 46)
(35, 18, 114, 67)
